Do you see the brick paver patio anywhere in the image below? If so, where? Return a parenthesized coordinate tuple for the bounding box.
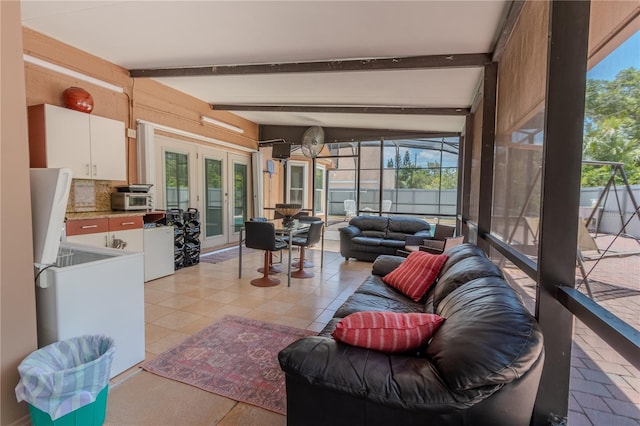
(503, 233, 639, 426)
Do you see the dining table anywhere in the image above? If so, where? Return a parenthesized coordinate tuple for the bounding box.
(238, 218, 317, 287)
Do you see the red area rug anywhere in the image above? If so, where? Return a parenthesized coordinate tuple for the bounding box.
(141, 315, 315, 415)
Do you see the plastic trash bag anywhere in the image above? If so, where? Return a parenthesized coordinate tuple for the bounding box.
(15, 335, 115, 420)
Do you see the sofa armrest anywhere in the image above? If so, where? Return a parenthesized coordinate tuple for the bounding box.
(339, 225, 362, 238)
(415, 230, 433, 239)
(405, 235, 424, 246)
(405, 231, 432, 246)
(278, 336, 459, 410)
(371, 254, 405, 276)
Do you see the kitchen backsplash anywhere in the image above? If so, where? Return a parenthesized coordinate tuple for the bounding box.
(66, 179, 112, 212)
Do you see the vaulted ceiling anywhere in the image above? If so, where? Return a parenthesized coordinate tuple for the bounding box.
(20, 1, 515, 137)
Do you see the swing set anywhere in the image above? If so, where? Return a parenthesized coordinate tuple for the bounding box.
(504, 161, 640, 298)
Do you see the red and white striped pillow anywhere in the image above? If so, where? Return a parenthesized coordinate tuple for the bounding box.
(382, 251, 448, 301)
(332, 311, 445, 353)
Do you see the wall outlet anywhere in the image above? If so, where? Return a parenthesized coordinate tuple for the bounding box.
(127, 128, 137, 139)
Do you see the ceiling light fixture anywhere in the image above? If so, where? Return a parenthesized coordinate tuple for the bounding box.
(23, 54, 124, 93)
(200, 115, 244, 134)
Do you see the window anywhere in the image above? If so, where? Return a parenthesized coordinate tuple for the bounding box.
(287, 161, 307, 206)
(315, 165, 325, 214)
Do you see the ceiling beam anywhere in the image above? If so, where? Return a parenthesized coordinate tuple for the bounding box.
(129, 53, 491, 78)
(259, 125, 459, 144)
(492, 0, 525, 62)
(212, 104, 469, 116)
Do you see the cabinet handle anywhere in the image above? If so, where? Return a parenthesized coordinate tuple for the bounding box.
(81, 225, 98, 229)
(85, 164, 90, 176)
(121, 222, 135, 226)
(93, 164, 97, 175)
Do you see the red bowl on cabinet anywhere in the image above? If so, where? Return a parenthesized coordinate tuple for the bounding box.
(63, 87, 94, 113)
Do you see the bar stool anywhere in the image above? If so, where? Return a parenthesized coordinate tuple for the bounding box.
(292, 216, 322, 268)
(250, 217, 282, 274)
(290, 221, 323, 279)
(244, 221, 288, 287)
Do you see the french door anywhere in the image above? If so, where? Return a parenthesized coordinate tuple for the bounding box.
(155, 135, 251, 249)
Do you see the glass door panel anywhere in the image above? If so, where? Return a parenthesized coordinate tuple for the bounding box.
(164, 151, 190, 210)
(199, 146, 228, 249)
(155, 135, 197, 213)
(204, 158, 223, 237)
(229, 153, 250, 241)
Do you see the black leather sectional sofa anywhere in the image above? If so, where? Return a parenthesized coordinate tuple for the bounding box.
(279, 244, 545, 426)
(339, 216, 432, 261)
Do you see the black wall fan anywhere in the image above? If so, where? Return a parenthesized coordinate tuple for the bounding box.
(300, 126, 325, 158)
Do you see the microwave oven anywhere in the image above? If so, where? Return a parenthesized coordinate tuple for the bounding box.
(111, 192, 151, 211)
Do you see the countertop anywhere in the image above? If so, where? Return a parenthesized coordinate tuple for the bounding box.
(66, 211, 166, 221)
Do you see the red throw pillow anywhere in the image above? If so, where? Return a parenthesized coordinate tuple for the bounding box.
(382, 251, 448, 301)
(332, 311, 445, 353)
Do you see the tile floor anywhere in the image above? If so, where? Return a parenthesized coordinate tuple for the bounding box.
(105, 236, 639, 426)
(105, 240, 372, 425)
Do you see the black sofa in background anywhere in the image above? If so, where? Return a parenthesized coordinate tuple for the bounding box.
(339, 216, 431, 261)
(279, 244, 545, 426)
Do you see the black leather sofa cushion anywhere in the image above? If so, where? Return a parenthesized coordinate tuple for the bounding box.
(432, 256, 503, 310)
(438, 243, 488, 276)
(428, 277, 543, 393)
(319, 318, 342, 336)
(334, 292, 424, 318)
(371, 255, 405, 276)
(380, 239, 406, 248)
(355, 276, 415, 304)
(388, 217, 430, 234)
(352, 236, 383, 246)
(351, 216, 388, 232)
(362, 230, 386, 239)
(279, 337, 457, 410)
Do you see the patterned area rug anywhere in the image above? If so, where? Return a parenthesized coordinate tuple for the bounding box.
(199, 247, 256, 264)
(140, 315, 315, 415)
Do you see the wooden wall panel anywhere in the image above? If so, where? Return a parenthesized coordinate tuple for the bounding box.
(23, 28, 131, 91)
(133, 78, 258, 147)
(22, 27, 259, 185)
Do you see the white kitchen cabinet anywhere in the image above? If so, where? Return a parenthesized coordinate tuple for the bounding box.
(108, 229, 144, 252)
(89, 115, 126, 180)
(66, 216, 143, 253)
(28, 104, 126, 181)
(66, 231, 110, 248)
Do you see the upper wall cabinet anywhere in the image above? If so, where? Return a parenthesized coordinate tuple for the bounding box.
(28, 104, 126, 181)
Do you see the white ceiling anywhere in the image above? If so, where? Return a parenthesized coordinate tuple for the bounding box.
(20, 0, 509, 135)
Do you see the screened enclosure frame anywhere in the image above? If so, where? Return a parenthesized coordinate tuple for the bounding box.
(458, 1, 640, 424)
(318, 136, 462, 221)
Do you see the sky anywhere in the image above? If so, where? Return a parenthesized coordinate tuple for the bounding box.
(587, 30, 639, 80)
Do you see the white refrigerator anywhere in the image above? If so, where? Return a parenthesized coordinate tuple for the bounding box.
(31, 168, 145, 378)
